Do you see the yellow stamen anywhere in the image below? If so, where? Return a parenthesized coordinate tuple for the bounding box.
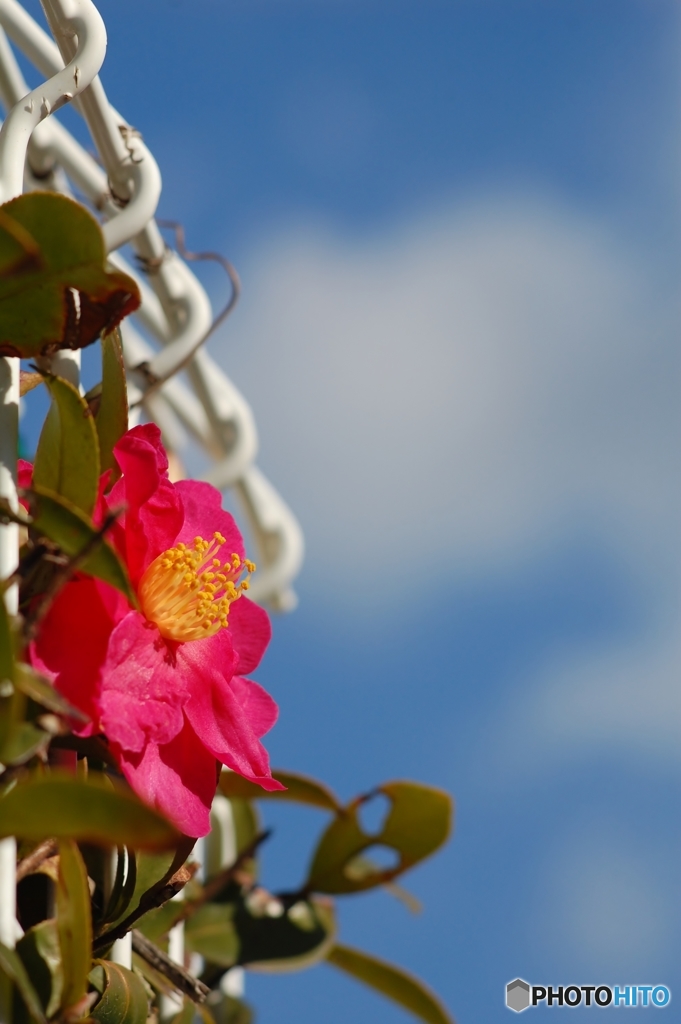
(138, 532, 256, 642)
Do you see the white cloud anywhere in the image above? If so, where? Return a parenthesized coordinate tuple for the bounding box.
(217, 196, 681, 603)
(481, 624, 681, 788)
(533, 830, 674, 974)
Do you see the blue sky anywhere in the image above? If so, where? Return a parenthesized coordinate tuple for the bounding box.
(19, 0, 681, 1020)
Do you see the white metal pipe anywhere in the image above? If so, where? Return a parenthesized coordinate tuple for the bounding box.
(108, 251, 171, 342)
(160, 904, 184, 1020)
(38, 0, 162, 252)
(0, 0, 106, 202)
(111, 933, 132, 968)
(0, 0, 161, 251)
(0, 837, 16, 1023)
(188, 350, 259, 479)
(208, 794, 244, 1000)
(234, 466, 304, 611)
(0, 0, 305, 616)
(47, 348, 80, 388)
(101, 143, 161, 252)
(139, 245, 214, 378)
(0, 837, 16, 947)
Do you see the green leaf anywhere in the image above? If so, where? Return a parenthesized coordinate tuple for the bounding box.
(234, 895, 336, 972)
(200, 994, 253, 1024)
(94, 328, 128, 480)
(27, 487, 135, 604)
(339, 854, 423, 913)
(231, 798, 260, 860)
(114, 851, 177, 929)
(0, 939, 48, 1023)
(0, 687, 49, 768)
(56, 840, 92, 1013)
(13, 663, 88, 723)
(306, 781, 452, 895)
(0, 192, 140, 359)
(16, 920, 62, 1018)
(0, 772, 180, 849)
(184, 904, 239, 967)
(89, 960, 149, 1024)
(219, 769, 341, 813)
(33, 374, 100, 516)
(135, 901, 184, 945)
(107, 839, 195, 931)
(130, 952, 175, 1000)
(326, 945, 454, 1024)
(0, 719, 48, 767)
(101, 849, 137, 927)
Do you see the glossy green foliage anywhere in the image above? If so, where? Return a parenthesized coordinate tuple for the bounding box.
(0, 773, 180, 848)
(307, 781, 452, 895)
(183, 893, 335, 974)
(327, 944, 454, 1024)
(202, 995, 253, 1024)
(0, 708, 48, 767)
(0, 611, 50, 768)
(100, 849, 137, 928)
(13, 663, 88, 724)
(219, 769, 341, 813)
(33, 374, 100, 516)
(56, 840, 92, 1013)
(16, 920, 62, 1018)
(0, 940, 47, 1023)
(26, 487, 134, 604)
(106, 838, 196, 932)
(89, 961, 149, 1024)
(184, 904, 239, 967)
(237, 896, 335, 972)
(113, 850, 176, 928)
(0, 604, 51, 768)
(0, 193, 139, 358)
(93, 328, 129, 479)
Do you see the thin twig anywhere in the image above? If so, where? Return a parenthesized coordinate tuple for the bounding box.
(16, 838, 58, 882)
(92, 857, 196, 952)
(130, 220, 241, 405)
(131, 930, 210, 1004)
(22, 507, 122, 642)
(171, 828, 271, 928)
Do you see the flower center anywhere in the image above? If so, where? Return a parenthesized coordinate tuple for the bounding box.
(138, 532, 255, 642)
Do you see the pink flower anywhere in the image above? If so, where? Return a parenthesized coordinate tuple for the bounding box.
(30, 424, 284, 836)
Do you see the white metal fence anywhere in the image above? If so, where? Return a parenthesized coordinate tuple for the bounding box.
(0, 0, 303, 1001)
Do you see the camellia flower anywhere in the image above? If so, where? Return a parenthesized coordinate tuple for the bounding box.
(29, 424, 284, 836)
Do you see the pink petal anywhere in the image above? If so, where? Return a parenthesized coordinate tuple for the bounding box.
(230, 677, 279, 738)
(225, 596, 271, 675)
(175, 627, 239, 684)
(18, 459, 32, 511)
(174, 480, 245, 557)
(181, 644, 283, 792)
(98, 611, 188, 752)
(29, 577, 128, 732)
(115, 718, 217, 837)
(107, 424, 183, 586)
(17, 459, 32, 489)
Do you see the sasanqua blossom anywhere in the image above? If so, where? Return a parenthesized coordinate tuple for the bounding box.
(29, 424, 283, 836)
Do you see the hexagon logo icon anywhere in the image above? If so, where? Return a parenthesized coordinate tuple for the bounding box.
(506, 979, 531, 1012)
